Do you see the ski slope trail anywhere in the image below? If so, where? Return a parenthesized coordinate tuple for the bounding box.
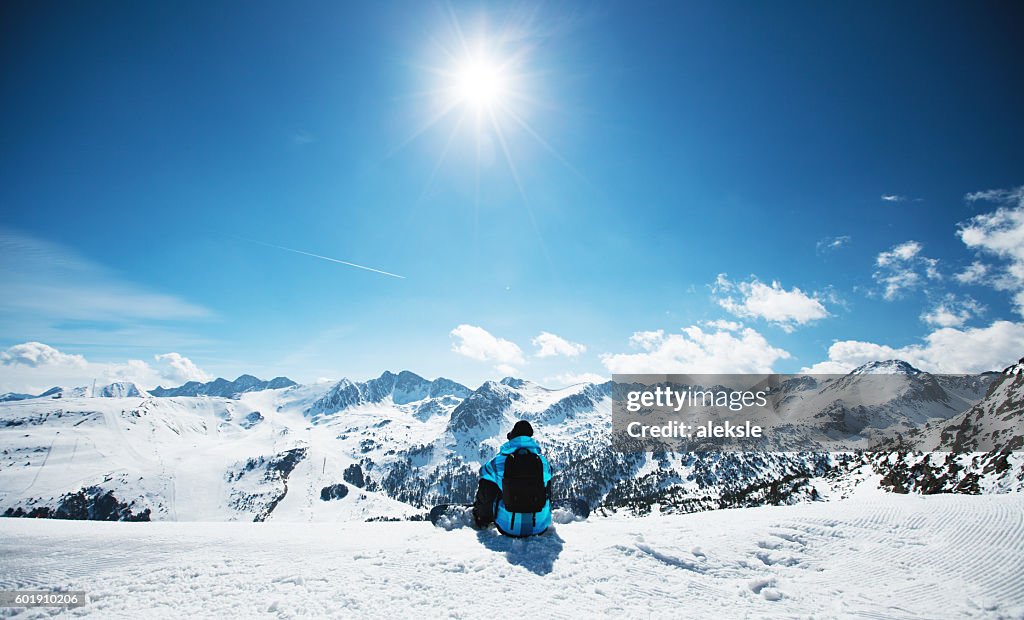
(1, 493, 1021, 619)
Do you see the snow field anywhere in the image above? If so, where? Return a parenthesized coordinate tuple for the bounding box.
(1, 493, 1021, 619)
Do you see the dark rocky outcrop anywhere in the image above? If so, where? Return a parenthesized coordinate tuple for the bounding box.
(320, 483, 349, 501)
(3, 486, 151, 521)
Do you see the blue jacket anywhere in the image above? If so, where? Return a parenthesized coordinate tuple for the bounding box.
(480, 436, 553, 536)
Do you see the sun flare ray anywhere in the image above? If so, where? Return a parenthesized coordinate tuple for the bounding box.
(383, 8, 584, 283)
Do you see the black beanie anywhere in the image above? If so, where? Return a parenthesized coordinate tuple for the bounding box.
(507, 420, 534, 440)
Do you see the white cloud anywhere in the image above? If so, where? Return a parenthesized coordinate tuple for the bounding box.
(875, 271, 920, 300)
(154, 352, 212, 384)
(0, 341, 87, 368)
(600, 324, 790, 374)
(449, 324, 525, 365)
(965, 186, 1024, 204)
(876, 240, 922, 265)
(0, 342, 211, 394)
(713, 275, 829, 332)
(629, 330, 667, 350)
(959, 203, 1024, 262)
(920, 295, 984, 328)
(958, 186, 1024, 315)
(801, 320, 1024, 374)
(544, 372, 607, 387)
(920, 307, 967, 328)
(881, 194, 907, 203)
(801, 341, 898, 374)
(954, 261, 990, 284)
(532, 331, 586, 358)
(873, 240, 940, 300)
(702, 319, 744, 331)
(816, 235, 851, 253)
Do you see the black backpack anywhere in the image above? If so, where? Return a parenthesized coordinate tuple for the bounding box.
(502, 448, 547, 513)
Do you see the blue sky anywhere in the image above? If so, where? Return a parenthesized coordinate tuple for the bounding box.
(2, 1, 1024, 392)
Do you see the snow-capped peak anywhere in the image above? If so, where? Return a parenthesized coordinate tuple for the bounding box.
(36, 386, 90, 399)
(150, 375, 297, 399)
(305, 371, 470, 417)
(499, 377, 531, 389)
(849, 359, 922, 376)
(1003, 357, 1024, 376)
(95, 381, 148, 398)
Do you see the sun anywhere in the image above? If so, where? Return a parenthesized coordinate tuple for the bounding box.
(393, 10, 585, 273)
(397, 9, 583, 211)
(453, 57, 506, 108)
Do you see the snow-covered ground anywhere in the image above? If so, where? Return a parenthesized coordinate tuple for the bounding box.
(2, 493, 1022, 619)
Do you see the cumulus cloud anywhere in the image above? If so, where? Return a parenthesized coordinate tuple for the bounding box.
(702, 319, 744, 331)
(920, 306, 967, 328)
(873, 240, 940, 300)
(154, 352, 212, 384)
(954, 261, 990, 285)
(801, 320, 1024, 374)
(877, 240, 923, 265)
(959, 201, 1024, 262)
(0, 342, 211, 394)
(600, 324, 790, 374)
(920, 295, 984, 328)
(450, 324, 525, 365)
(0, 341, 87, 368)
(532, 331, 586, 358)
(958, 186, 1024, 315)
(629, 330, 667, 350)
(816, 235, 851, 254)
(713, 275, 829, 332)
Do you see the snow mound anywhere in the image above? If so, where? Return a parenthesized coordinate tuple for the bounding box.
(432, 506, 476, 531)
(551, 506, 584, 524)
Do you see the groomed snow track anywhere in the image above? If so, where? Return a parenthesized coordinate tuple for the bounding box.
(1, 493, 1021, 618)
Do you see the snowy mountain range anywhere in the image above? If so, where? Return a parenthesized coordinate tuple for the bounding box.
(869, 357, 1024, 494)
(0, 360, 1021, 523)
(2, 375, 300, 402)
(150, 374, 297, 398)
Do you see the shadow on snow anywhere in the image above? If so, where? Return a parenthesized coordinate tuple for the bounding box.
(475, 526, 565, 576)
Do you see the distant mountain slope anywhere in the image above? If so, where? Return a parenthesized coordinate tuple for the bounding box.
(150, 375, 297, 399)
(1, 359, 1020, 523)
(856, 358, 1024, 496)
(0, 392, 34, 402)
(935, 357, 1024, 452)
(306, 370, 469, 419)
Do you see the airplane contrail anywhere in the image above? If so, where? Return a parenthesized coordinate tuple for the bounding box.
(241, 238, 405, 279)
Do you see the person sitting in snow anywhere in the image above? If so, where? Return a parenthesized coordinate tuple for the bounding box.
(472, 420, 553, 536)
